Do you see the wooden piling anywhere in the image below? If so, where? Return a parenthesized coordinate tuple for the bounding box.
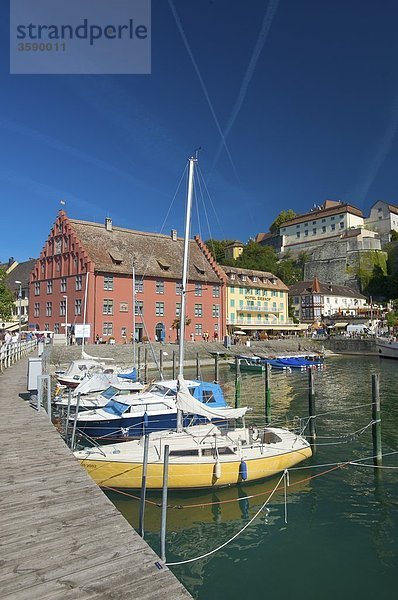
(70, 393, 81, 450)
(196, 352, 200, 380)
(172, 350, 176, 379)
(214, 353, 219, 383)
(372, 374, 382, 466)
(264, 362, 271, 425)
(144, 348, 148, 383)
(160, 445, 170, 562)
(65, 387, 72, 444)
(235, 356, 241, 408)
(308, 368, 316, 445)
(139, 434, 150, 538)
(137, 346, 141, 380)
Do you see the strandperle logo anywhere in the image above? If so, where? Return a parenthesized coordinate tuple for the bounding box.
(10, 0, 151, 74)
(16, 18, 148, 46)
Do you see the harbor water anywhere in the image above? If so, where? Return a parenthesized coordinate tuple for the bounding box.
(106, 355, 398, 600)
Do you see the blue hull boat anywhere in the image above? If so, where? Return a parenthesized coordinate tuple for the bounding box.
(73, 379, 229, 441)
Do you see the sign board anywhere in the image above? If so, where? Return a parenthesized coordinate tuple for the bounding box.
(75, 324, 91, 338)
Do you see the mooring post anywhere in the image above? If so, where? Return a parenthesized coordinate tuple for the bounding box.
(138, 434, 150, 538)
(371, 374, 382, 466)
(65, 387, 72, 444)
(70, 393, 81, 451)
(214, 353, 219, 383)
(196, 352, 200, 380)
(235, 356, 241, 408)
(172, 350, 176, 379)
(159, 349, 163, 380)
(265, 362, 271, 425)
(160, 444, 170, 563)
(137, 346, 141, 380)
(308, 368, 316, 445)
(144, 348, 148, 383)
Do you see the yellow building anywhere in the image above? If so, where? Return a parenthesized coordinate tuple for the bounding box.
(220, 266, 294, 335)
(224, 241, 244, 262)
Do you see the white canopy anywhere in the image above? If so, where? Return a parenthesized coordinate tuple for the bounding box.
(176, 376, 247, 421)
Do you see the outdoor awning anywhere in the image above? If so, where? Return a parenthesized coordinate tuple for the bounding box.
(329, 322, 348, 328)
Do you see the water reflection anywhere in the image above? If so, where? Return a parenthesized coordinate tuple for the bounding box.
(107, 356, 398, 600)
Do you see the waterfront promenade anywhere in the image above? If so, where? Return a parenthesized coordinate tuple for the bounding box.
(0, 357, 192, 599)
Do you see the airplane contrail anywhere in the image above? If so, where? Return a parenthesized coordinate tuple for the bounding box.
(168, 0, 240, 182)
(212, 0, 280, 168)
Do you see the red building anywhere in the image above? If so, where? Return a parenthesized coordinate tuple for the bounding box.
(29, 211, 226, 343)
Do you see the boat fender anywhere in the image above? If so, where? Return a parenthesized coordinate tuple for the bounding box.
(239, 459, 248, 481)
(214, 459, 222, 479)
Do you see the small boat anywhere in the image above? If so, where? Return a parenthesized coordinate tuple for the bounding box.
(56, 359, 106, 388)
(228, 355, 265, 373)
(55, 378, 145, 411)
(70, 379, 230, 439)
(258, 353, 324, 371)
(376, 337, 398, 359)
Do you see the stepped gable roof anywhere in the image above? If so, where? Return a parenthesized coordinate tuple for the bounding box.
(219, 265, 289, 291)
(289, 280, 367, 300)
(280, 201, 363, 228)
(68, 219, 220, 283)
(6, 259, 36, 291)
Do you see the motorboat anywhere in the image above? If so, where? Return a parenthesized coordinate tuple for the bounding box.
(70, 379, 231, 440)
(376, 337, 398, 359)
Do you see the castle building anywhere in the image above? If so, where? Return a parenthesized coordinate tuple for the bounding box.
(29, 211, 225, 344)
(364, 200, 398, 245)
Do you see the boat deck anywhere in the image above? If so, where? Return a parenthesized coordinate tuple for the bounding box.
(0, 356, 192, 599)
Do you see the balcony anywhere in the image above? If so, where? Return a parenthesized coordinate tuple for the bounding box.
(229, 317, 295, 326)
(237, 305, 282, 313)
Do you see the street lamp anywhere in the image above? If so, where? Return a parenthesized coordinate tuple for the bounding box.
(63, 295, 68, 346)
(14, 280, 22, 340)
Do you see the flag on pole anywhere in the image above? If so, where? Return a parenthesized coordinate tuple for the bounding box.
(60, 199, 66, 206)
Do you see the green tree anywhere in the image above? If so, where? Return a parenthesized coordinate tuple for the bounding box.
(269, 209, 297, 234)
(204, 239, 234, 264)
(0, 268, 14, 322)
(390, 230, 398, 241)
(235, 241, 278, 272)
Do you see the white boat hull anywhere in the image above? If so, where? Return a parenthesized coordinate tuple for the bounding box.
(376, 338, 398, 359)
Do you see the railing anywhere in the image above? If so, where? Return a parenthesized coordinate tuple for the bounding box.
(229, 317, 296, 326)
(237, 305, 282, 313)
(0, 339, 37, 373)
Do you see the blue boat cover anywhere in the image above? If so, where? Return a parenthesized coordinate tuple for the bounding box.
(118, 368, 137, 381)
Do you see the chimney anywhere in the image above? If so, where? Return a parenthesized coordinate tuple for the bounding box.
(105, 217, 112, 232)
(8, 257, 14, 267)
(171, 229, 177, 241)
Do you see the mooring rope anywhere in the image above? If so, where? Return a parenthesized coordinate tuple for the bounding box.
(165, 471, 286, 566)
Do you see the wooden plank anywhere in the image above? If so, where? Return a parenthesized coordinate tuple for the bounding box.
(0, 357, 192, 600)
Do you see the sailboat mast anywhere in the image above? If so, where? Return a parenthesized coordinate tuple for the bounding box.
(132, 259, 136, 370)
(178, 156, 197, 376)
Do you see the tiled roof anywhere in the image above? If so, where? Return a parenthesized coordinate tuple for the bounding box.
(280, 202, 363, 228)
(68, 219, 220, 283)
(289, 280, 367, 300)
(5, 259, 36, 290)
(219, 265, 289, 291)
(388, 204, 398, 215)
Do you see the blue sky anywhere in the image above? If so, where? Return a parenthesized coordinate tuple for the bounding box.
(2, 0, 398, 262)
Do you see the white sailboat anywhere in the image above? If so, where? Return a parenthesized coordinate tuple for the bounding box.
(75, 155, 312, 489)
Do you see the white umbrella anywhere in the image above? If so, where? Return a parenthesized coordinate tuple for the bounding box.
(234, 331, 246, 335)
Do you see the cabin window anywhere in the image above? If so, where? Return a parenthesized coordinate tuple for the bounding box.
(202, 390, 216, 403)
(169, 450, 199, 457)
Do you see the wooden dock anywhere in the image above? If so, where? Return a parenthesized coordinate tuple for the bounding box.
(0, 357, 192, 599)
